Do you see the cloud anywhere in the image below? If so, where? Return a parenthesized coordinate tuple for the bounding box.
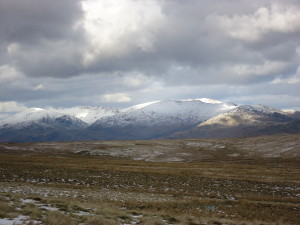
(0, 100, 28, 121)
(80, 0, 164, 66)
(0, 0, 82, 43)
(0, 65, 23, 83)
(271, 66, 300, 84)
(100, 93, 132, 103)
(206, 4, 300, 42)
(0, 0, 83, 77)
(0, 0, 299, 111)
(226, 94, 300, 110)
(0, 101, 27, 112)
(10, 39, 83, 77)
(0, 0, 299, 82)
(33, 84, 45, 91)
(222, 61, 291, 81)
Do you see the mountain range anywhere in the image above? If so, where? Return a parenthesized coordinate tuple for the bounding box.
(0, 98, 299, 142)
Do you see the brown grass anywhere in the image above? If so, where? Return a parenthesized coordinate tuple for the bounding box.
(0, 136, 299, 225)
(85, 216, 120, 225)
(44, 211, 76, 225)
(22, 204, 42, 220)
(0, 202, 16, 218)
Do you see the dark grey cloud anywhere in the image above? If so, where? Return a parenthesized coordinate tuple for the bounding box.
(0, 0, 83, 77)
(0, 0, 82, 43)
(1, 0, 299, 80)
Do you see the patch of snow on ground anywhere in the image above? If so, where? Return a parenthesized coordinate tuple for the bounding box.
(162, 157, 183, 162)
(74, 211, 94, 216)
(38, 205, 59, 211)
(186, 142, 211, 147)
(0, 215, 41, 225)
(20, 198, 36, 204)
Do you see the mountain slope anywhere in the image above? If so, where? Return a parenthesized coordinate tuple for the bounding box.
(0, 108, 87, 142)
(0, 108, 87, 128)
(0, 99, 299, 142)
(57, 106, 120, 124)
(89, 99, 237, 140)
(172, 105, 300, 139)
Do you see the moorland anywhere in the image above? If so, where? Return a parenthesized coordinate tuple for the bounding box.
(0, 134, 299, 225)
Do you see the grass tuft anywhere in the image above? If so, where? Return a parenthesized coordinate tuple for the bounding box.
(0, 202, 16, 219)
(85, 216, 120, 225)
(44, 211, 76, 225)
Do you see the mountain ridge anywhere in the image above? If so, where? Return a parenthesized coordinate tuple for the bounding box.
(171, 104, 300, 139)
(89, 99, 237, 140)
(0, 98, 299, 142)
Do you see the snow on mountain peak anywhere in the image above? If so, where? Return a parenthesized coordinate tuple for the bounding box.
(282, 109, 296, 113)
(57, 106, 119, 124)
(252, 104, 283, 114)
(0, 98, 238, 129)
(0, 108, 65, 127)
(122, 98, 232, 113)
(122, 101, 161, 112)
(30, 108, 45, 112)
(180, 98, 223, 104)
(201, 98, 221, 104)
(92, 98, 238, 128)
(199, 98, 223, 104)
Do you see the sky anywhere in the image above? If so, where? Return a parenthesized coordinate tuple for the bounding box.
(0, 0, 300, 119)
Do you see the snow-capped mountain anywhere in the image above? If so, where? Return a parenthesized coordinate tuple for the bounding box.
(0, 108, 87, 142)
(172, 105, 300, 139)
(0, 106, 120, 129)
(57, 106, 120, 124)
(93, 98, 237, 128)
(0, 108, 86, 129)
(0, 98, 299, 142)
(121, 98, 230, 113)
(89, 99, 237, 139)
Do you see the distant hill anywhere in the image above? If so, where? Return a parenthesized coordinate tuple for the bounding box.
(171, 105, 300, 139)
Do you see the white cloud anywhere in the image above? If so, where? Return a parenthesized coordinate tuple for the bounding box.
(225, 61, 289, 77)
(0, 65, 23, 83)
(207, 3, 300, 42)
(122, 76, 143, 88)
(100, 93, 132, 103)
(271, 66, 300, 84)
(121, 72, 157, 88)
(0, 101, 27, 112)
(80, 0, 165, 65)
(7, 43, 21, 56)
(33, 84, 45, 91)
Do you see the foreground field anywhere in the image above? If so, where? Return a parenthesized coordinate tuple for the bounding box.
(0, 134, 300, 225)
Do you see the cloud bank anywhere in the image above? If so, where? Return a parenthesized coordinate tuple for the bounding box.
(0, 0, 299, 117)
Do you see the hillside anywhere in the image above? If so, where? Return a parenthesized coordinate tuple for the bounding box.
(172, 105, 300, 139)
